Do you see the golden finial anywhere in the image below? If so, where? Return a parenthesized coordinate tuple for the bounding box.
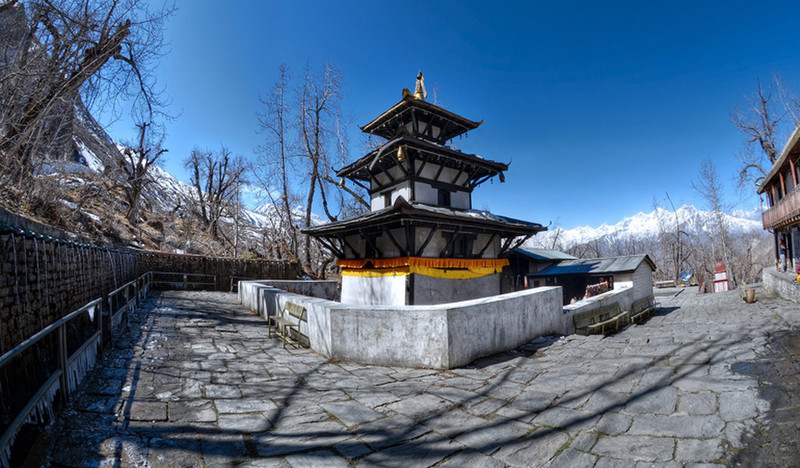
(414, 71, 427, 100)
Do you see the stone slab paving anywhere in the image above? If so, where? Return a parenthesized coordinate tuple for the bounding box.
(37, 288, 800, 467)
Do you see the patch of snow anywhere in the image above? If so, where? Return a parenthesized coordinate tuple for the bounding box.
(72, 137, 105, 172)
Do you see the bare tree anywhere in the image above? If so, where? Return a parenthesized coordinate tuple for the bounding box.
(118, 121, 166, 224)
(0, 0, 172, 190)
(256, 64, 300, 261)
(185, 146, 247, 242)
(692, 157, 736, 286)
(295, 62, 365, 274)
(254, 62, 367, 276)
(732, 79, 786, 189)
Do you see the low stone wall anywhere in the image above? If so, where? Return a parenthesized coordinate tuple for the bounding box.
(242, 280, 339, 302)
(762, 268, 800, 303)
(239, 281, 565, 369)
(563, 287, 635, 334)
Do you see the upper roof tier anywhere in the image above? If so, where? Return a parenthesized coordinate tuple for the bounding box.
(360, 92, 483, 143)
(336, 134, 507, 182)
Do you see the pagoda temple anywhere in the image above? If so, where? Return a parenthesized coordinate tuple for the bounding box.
(304, 73, 545, 305)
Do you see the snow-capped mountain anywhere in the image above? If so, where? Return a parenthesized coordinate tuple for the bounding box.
(526, 205, 765, 250)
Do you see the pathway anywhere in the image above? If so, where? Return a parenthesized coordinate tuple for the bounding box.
(39, 288, 800, 467)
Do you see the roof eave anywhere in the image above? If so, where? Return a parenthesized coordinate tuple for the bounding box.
(758, 124, 800, 194)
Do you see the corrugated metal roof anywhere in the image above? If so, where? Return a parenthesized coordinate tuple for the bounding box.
(529, 254, 656, 277)
(513, 247, 577, 261)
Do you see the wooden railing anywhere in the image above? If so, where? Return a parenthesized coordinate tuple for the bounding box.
(762, 186, 800, 229)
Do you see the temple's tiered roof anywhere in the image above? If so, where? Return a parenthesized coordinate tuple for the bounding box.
(360, 93, 482, 143)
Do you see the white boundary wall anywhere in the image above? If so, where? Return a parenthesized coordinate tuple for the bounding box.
(239, 281, 565, 369)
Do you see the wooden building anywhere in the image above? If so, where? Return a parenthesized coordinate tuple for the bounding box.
(304, 73, 545, 305)
(758, 125, 800, 272)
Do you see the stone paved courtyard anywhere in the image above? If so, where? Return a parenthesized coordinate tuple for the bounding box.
(39, 287, 800, 467)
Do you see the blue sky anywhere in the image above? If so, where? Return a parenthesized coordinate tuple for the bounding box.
(102, 0, 800, 229)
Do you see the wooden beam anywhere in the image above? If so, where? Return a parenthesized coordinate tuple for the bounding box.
(422, 115, 433, 139)
(415, 157, 428, 177)
(433, 163, 445, 183)
(416, 225, 438, 257)
(439, 227, 461, 257)
(338, 235, 360, 258)
(451, 164, 465, 185)
(498, 236, 514, 257)
(470, 174, 492, 189)
(509, 235, 532, 252)
(438, 121, 451, 144)
(780, 171, 786, 196)
(384, 229, 406, 256)
(392, 147, 409, 177)
(404, 221, 414, 256)
(361, 230, 383, 258)
(349, 177, 370, 192)
(476, 233, 497, 257)
(791, 158, 798, 186)
(315, 237, 344, 258)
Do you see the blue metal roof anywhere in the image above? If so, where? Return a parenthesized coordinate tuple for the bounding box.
(513, 247, 577, 262)
(528, 254, 656, 277)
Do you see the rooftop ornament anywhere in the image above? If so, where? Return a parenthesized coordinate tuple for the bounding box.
(402, 70, 428, 101)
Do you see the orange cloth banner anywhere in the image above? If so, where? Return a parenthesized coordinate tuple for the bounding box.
(336, 257, 509, 269)
(337, 257, 509, 279)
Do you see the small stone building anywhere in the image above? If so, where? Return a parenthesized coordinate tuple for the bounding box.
(528, 254, 656, 305)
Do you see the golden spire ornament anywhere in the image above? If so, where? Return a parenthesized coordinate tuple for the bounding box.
(414, 71, 427, 100)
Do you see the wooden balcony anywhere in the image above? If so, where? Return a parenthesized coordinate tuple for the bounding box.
(763, 186, 800, 229)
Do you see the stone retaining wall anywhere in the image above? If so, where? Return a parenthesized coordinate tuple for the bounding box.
(762, 268, 800, 303)
(239, 281, 565, 369)
(0, 207, 298, 353)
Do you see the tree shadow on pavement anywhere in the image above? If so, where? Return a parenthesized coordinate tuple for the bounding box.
(39, 291, 770, 467)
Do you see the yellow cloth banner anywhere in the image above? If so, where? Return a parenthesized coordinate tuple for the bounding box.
(340, 259, 506, 280)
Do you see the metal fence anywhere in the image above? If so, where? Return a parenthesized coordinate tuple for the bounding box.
(150, 271, 217, 291)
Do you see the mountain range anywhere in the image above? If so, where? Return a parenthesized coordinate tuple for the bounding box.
(525, 204, 766, 251)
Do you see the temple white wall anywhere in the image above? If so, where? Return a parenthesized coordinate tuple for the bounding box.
(413, 182, 470, 209)
(239, 281, 566, 368)
(340, 274, 407, 305)
(370, 182, 411, 210)
(475, 233, 499, 257)
(373, 228, 408, 258)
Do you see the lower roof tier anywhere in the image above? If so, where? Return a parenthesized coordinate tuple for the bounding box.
(303, 197, 544, 237)
(303, 198, 545, 259)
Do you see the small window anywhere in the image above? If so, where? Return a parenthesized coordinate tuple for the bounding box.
(382, 191, 392, 208)
(437, 189, 451, 207)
